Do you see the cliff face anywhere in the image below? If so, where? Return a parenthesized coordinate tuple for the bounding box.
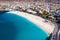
(0, 0, 60, 4)
(0, 0, 60, 2)
(0, 0, 33, 1)
(0, 0, 43, 1)
(44, 0, 60, 4)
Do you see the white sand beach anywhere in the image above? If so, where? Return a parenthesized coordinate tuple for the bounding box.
(9, 11, 56, 35)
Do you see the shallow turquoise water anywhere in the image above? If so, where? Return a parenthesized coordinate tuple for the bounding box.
(0, 12, 48, 40)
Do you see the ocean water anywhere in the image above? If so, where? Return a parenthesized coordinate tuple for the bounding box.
(0, 11, 48, 40)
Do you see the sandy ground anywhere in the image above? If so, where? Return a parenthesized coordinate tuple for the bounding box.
(8, 11, 56, 35)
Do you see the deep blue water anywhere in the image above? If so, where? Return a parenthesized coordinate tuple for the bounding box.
(0, 11, 48, 40)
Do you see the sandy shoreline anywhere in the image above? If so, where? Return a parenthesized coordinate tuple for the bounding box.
(9, 11, 56, 35)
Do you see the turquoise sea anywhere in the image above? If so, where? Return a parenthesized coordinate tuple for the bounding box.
(0, 11, 48, 40)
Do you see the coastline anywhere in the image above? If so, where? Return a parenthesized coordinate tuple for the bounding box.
(9, 11, 56, 35)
